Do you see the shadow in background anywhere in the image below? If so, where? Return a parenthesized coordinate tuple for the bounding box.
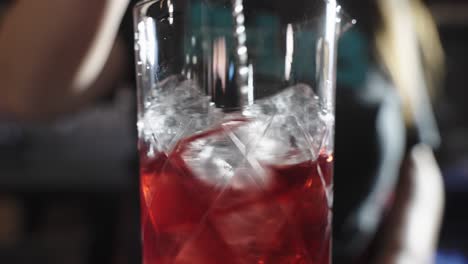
(0, 88, 141, 264)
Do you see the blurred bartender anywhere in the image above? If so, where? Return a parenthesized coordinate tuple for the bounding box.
(335, 0, 445, 262)
(0, 1, 136, 263)
(0, 0, 130, 120)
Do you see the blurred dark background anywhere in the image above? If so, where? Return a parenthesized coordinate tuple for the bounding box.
(1, 0, 468, 263)
(429, 0, 468, 262)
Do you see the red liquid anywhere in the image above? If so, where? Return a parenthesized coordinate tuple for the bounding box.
(139, 125, 333, 264)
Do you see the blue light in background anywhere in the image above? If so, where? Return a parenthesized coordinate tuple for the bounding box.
(437, 251, 468, 264)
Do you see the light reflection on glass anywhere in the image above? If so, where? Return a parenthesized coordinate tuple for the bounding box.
(213, 37, 227, 93)
(285, 23, 294, 81)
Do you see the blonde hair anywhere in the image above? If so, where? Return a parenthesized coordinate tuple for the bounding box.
(375, 0, 444, 125)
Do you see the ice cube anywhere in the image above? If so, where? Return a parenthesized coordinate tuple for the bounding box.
(212, 202, 290, 257)
(174, 222, 238, 264)
(209, 190, 306, 264)
(179, 83, 326, 188)
(141, 75, 220, 153)
(251, 83, 327, 164)
(181, 119, 273, 190)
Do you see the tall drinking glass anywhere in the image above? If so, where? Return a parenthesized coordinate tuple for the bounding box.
(134, 1, 353, 263)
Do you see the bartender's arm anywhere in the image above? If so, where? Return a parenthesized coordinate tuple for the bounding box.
(375, 145, 444, 264)
(0, 0, 130, 120)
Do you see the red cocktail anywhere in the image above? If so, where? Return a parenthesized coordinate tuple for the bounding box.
(134, 1, 349, 262)
(140, 121, 333, 264)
